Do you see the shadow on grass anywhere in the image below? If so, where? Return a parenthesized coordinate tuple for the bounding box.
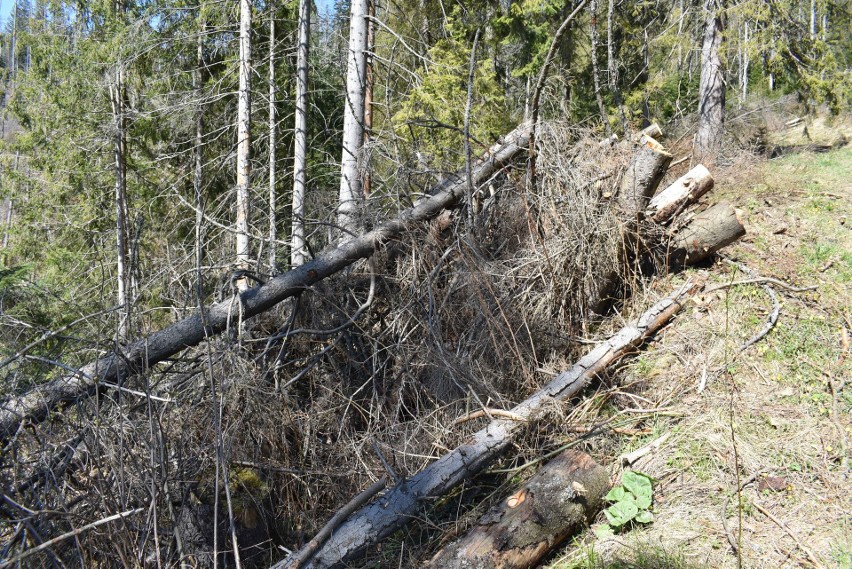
(565, 543, 703, 569)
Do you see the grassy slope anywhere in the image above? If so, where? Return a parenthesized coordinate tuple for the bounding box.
(550, 145, 851, 569)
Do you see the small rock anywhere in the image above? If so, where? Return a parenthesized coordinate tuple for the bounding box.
(758, 475, 788, 493)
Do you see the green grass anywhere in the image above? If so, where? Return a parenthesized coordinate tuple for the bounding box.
(558, 543, 702, 569)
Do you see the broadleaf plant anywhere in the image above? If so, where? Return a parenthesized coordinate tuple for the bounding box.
(604, 470, 655, 530)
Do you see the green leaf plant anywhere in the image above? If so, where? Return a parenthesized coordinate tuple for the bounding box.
(603, 470, 655, 530)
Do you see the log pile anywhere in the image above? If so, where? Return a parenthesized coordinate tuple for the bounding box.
(273, 129, 745, 569)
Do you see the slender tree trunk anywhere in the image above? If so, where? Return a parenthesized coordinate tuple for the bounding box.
(740, 20, 749, 103)
(10, 0, 17, 78)
(641, 27, 651, 127)
(810, 0, 817, 41)
(195, 18, 206, 302)
(291, 0, 310, 267)
(590, 0, 611, 135)
(337, 0, 369, 239)
(362, 0, 375, 197)
(606, 0, 628, 131)
(111, 6, 130, 341)
(236, 0, 253, 290)
(268, 4, 277, 272)
(695, 0, 726, 158)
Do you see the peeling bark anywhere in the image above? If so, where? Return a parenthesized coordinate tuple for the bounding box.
(423, 450, 609, 569)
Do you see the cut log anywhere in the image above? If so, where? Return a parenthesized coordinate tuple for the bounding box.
(423, 450, 609, 569)
(589, 135, 674, 314)
(618, 135, 673, 214)
(0, 124, 533, 442)
(272, 278, 704, 569)
(639, 123, 663, 139)
(647, 164, 714, 223)
(669, 201, 746, 266)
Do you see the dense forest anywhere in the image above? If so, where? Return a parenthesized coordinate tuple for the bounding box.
(0, 0, 850, 567)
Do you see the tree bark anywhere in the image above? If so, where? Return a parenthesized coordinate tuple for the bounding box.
(272, 278, 704, 569)
(362, 0, 375, 197)
(337, 0, 369, 238)
(668, 201, 745, 266)
(740, 20, 749, 104)
(618, 135, 673, 215)
(291, 0, 310, 267)
(268, 4, 278, 271)
(111, 0, 130, 342)
(0, 124, 532, 442)
(590, 0, 611, 135)
(236, 0, 253, 290)
(647, 164, 714, 223)
(695, 0, 726, 158)
(606, 0, 628, 132)
(423, 450, 609, 569)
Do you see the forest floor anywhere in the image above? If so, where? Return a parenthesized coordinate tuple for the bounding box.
(546, 125, 852, 568)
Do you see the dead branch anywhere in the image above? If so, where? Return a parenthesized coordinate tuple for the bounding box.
(0, 508, 144, 568)
(272, 277, 705, 569)
(0, 124, 533, 442)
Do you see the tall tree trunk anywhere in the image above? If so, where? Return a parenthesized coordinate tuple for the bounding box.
(195, 17, 206, 303)
(236, 0, 253, 290)
(268, 4, 278, 272)
(111, 2, 130, 342)
(606, 0, 628, 131)
(337, 0, 369, 239)
(695, 0, 726, 158)
(810, 0, 817, 40)
(590, 0, 611, 134)
(291, 0, 310, 267)
(362, 0, 374, 197)
(740, 20, 749, 103)
(10, 0, 17, 78)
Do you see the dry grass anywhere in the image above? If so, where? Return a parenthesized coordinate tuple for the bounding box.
(548, 133, 851, 569)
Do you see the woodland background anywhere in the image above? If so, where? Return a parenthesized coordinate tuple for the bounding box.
(0, 0, 850, 567)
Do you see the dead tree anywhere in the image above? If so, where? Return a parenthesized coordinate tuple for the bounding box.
(0, 125, 533, 442)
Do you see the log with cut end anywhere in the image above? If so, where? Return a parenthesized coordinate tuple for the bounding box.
(590, 135, 674, 313)
(647, 164, 714, 223)
(669, 201, 745, 266)
(618, 135, 673, 214)
(0, 124, 533, 441)
(423, 450, 609, 569)
(272, 278, 704, 569)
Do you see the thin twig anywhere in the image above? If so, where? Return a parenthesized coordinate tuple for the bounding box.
(702, 277, 816, 295)
(277, 477, 388, 569)
(0, 508, 144, 568)
(828, 326, 850, 471)
(752, 500, 826, 569)
(738, 282, 779, 352)
(721, 473, 759, 555)
(453, 408, 527, 425)
(370, 437, 400, 484)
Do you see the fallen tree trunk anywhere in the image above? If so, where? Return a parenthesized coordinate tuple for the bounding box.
(647, 164, 714, 223)
(669, 201, 745, 266)
(0, 124, 533, 442)
(423, 450, 609, 569)
(273, 277, 705, 569)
